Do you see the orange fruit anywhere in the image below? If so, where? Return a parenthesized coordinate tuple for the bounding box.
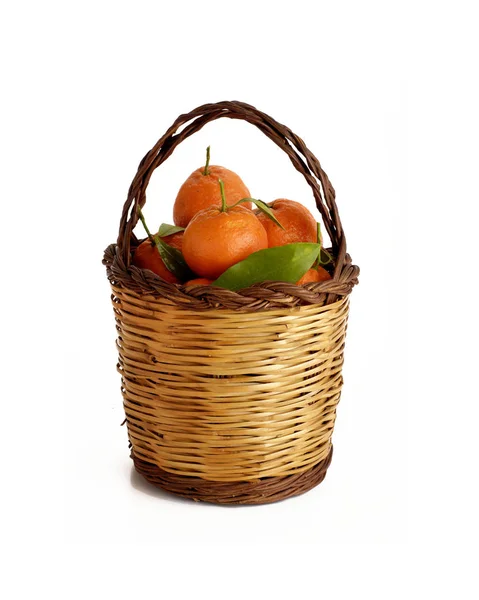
(256, 199, 317, 247)
(184, 278, 213, 286)
(132, 231, 183, 283)
(183, 203, 268, 280)
(173, 162, 251, 228)
(297, 266, 332, 285)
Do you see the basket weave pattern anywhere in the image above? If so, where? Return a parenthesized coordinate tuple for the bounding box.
(114, 285, 349, 481)
(132, 450, 333, 505)
(103, 101, 359, 504)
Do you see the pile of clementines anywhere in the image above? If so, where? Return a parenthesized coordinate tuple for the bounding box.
(133, 148, 332, 290)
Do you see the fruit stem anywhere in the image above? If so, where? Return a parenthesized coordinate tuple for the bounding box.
(138, 207, 156, 246)
(219, 179, 227, 212)
(203, 146, 211, 176)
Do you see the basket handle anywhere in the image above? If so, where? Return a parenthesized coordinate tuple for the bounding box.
(117, 100, 347, 277)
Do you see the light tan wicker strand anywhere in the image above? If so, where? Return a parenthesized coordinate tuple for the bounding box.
(112, 285, 350, 482)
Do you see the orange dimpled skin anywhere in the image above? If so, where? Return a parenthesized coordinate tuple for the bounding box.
(132, 231, 183, 283)
(297, 266, 332, 285)
(173, 165, 251, 228)
(256, 199, 317, 247)
(183, 205, 268, 280)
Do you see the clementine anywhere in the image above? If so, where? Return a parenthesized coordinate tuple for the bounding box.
(132, 231, 183, 283)
(256, 199, 317, 247)
(184, 278, 213, 286)
(173, 147, 251, 227)
(297, 266, 331, 285)
(182, 181, 268, 280)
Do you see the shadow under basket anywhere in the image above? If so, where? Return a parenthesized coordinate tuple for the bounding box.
(103, 101, 359, 505)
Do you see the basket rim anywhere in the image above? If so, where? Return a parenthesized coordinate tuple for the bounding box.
(103, 241, 359, 311)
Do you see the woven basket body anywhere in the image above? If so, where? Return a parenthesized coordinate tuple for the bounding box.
(103, 101, 359, 504)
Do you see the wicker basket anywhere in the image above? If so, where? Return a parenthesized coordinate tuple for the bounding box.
(103, 101, 359, 505)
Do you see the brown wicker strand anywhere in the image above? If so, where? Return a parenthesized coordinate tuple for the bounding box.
(132, 447, 333, 505)
(103, 242, 359, 311)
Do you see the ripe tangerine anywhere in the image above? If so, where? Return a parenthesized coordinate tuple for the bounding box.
(173, 148, 251, 228)
(297, 266, 332, 285)
(184, 278, 213, 287)
(182, 181, 268, 280)
(256, 199, 317, 247)
(132, 231, 183, 283)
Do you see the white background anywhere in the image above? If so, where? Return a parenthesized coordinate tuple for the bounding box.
(1, 0, 478, 598)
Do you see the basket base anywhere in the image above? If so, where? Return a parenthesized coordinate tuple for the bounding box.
(131, 447, 333, 505)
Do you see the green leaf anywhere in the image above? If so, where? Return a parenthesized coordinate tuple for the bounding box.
(213, 243, 321, 291)
(318, 248, 333, 265)
(234, 198, 285, 230)
(155, 239, 194, 281)
(251, 199, 285, 229)
(156, 223, 185, 238)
